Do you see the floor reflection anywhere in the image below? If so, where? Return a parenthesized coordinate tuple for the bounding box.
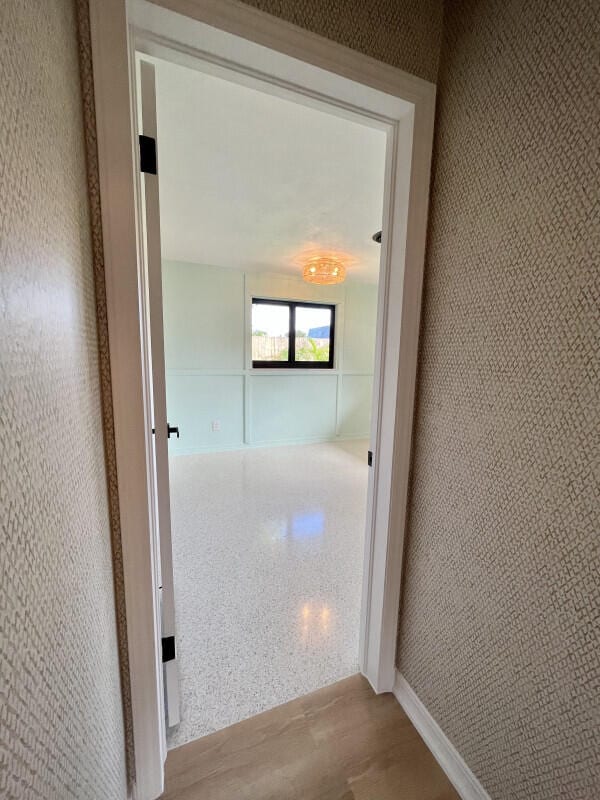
(300, 602, 332, 641)
(269, 510, 325, 542)
(292, 510, 325, 539)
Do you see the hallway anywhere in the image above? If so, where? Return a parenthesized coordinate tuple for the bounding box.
(162, 674, 460, 799)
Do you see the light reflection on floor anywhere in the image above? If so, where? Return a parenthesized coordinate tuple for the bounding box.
(300, 601, 332, 642)
(167, 439, 368, 749)
(270, 510, 326, 541)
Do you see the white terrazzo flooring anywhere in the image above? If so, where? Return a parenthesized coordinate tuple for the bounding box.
(167, 439, 369, 749)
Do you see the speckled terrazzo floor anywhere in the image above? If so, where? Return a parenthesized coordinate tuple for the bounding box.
(167, 439, 369, 749)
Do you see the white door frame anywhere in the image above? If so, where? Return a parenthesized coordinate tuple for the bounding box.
(138, 59, 181, 735)
(88, 1, 435, 797)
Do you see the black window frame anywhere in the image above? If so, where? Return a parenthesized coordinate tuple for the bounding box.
(251, 298, 336, 369)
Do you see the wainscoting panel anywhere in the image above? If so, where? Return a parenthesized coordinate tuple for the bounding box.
(249, 373, 338, 444)
(338, 374, 374, 437)
(166, 373, 245, 453)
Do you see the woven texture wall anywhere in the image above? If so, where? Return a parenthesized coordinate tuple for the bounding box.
(239, 0, 443, 82)
(0, 1, 128, 798)
(397, 2, 600, 799)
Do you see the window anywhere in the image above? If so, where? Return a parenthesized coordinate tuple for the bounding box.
(252, 299, 335, 369)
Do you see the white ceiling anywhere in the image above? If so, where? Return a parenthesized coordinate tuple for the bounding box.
(153, 58, 387, 283)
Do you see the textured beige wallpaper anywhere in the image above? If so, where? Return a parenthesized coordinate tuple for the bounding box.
(239, 0, 443, 82)
(0, 1, 128, 798)
(397, 1, 600, 799)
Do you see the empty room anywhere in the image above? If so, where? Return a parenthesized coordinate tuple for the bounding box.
(148, 55, 387, 747)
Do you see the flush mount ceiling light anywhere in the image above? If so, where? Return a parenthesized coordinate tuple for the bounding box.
(302, 255, 347, 285)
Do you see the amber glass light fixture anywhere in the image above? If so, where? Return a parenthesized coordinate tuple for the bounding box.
(302, 255, 347, 285)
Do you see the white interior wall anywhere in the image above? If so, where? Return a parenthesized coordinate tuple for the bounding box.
(162, 261, 379, 454)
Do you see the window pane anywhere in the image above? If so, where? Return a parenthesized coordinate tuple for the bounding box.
(252, 303, 290, 362)
(295, 306, 332, 363)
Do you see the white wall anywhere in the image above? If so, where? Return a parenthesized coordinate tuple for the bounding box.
(162, 261, 378, 454)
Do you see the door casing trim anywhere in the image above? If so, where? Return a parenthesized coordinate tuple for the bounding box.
(88, 1, 436, 797)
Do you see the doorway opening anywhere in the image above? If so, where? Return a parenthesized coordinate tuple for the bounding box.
(89, 0, 435, 791)
(142, 53, 387, 748)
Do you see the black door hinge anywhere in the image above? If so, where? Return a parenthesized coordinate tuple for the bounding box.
(162, 635, 176, 663)
(139, 134, 157, 175)
(368, 450, 373, 467)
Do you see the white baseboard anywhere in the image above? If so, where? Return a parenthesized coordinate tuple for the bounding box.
(393, 672, 491, 800)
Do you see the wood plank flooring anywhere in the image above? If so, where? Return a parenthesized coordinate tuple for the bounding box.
(162, 674, 460, 800)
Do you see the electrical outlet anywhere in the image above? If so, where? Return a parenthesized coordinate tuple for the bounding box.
(211, 420, 221, 432)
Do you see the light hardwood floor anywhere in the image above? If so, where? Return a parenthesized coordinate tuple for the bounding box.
(162, 674, 460, 799)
